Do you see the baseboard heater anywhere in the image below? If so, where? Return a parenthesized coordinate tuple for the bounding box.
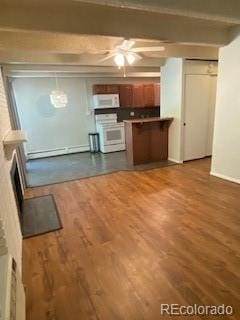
(27, 144, 90, 159)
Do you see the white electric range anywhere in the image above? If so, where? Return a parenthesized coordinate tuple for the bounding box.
(95, 114, 126, 153)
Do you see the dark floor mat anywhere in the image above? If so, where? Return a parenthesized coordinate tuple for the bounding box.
(21, 195, 62, 238)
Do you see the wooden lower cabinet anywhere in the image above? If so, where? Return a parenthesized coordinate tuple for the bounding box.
(124, 117, 173, 165)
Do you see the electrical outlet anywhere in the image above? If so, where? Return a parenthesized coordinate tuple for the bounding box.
(130, 111, 135, 116)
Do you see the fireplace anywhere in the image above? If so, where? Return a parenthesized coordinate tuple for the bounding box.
(10, 156, 24, 220)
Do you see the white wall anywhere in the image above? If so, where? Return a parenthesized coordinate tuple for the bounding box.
(13, 77, 95, 157)
(0, 69, 22, 269)
(160, 58, 184, 163)
(13, 76, 159, 158)
(211, 34, 240, 183)
(161, 59, 218, 164)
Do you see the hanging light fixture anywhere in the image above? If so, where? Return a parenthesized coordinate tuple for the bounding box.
(50, 74, 68, 108)
(114, 53, 125, 68)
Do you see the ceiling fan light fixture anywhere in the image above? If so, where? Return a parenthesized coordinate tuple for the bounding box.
(114, 53, 125, 67)
(126, 53, 135, 65)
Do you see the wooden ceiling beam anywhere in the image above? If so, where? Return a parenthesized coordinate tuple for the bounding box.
(0, 2, 230, 46)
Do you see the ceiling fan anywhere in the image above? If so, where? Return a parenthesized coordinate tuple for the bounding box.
(99, 39, 165, 67)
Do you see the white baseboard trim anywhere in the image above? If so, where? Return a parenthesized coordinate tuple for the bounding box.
(27, 145, 90, 159)
(168, 158, 183, 164)
(210, 171, 240, 184)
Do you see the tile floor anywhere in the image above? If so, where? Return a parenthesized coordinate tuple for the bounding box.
(26, 151, 176, 187)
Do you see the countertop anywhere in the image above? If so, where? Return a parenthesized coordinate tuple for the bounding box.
(124, 117, 173, 124)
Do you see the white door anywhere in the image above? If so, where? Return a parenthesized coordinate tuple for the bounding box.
(183, 74, 216, 161)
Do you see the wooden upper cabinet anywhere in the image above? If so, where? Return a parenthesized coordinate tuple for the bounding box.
(132, 84, 145, 107)
(93, 82, 160, 107)
(143, 84, 155, 107)
(93, 84, 119, 95)
(93, 85, 106, 94)
(119, 84, 133, 107)
(106, 85, 119, 94)
(154, 83, 160, 106)
(133, 83, 158, 107)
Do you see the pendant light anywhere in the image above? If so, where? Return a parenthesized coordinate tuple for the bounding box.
(50, 74, 68, 108)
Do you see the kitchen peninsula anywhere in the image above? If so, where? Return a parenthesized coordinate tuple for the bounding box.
(124, 117, 173, 165)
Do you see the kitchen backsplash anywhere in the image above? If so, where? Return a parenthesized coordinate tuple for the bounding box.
(94, 106, 160, 121)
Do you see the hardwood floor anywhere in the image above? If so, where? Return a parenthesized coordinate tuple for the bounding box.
(23, 159, 240, 320)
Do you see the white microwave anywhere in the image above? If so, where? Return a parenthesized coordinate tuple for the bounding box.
(93, 94, 120, 109)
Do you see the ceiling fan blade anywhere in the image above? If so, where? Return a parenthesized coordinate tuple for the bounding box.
(132, 52, 142, 61)
(92, 49, 115, 54)
(132, 46, 165, 53)
(120, 39, 135, 50)
(99, 53, 116, 62)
